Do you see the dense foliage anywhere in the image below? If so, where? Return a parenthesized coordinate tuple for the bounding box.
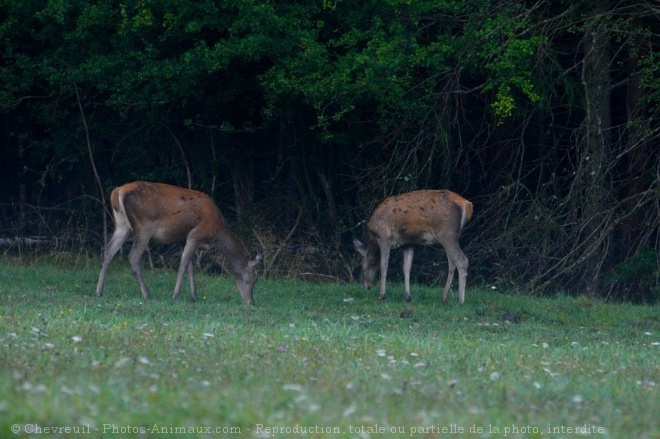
(1, 0, 658, 301)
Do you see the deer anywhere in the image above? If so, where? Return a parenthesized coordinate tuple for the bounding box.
(353, 190, 473, 304)
(95, 181, 263, 304)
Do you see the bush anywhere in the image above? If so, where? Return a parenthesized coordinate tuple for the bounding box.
(607, 243, 660, 303)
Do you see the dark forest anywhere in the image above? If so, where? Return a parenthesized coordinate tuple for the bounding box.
(1, 0, 658, 301)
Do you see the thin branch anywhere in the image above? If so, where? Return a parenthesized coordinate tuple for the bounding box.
(265, 203, 306, 274)
(158, 123, 192, 189)
(74, 83, 107, 245)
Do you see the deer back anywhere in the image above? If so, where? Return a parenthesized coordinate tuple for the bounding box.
(368, 190, 472, 248)
(115, 181, 225, 246)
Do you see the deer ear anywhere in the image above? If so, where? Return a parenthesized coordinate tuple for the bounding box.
(352, 237, 367, 256)
(249, 252, 263, 267)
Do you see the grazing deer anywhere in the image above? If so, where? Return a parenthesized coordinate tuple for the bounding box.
(95, 181, 262, 304)
(353, 190, 472, 304)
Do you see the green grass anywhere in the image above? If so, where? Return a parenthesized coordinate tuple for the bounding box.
(0, 256, 658, 438)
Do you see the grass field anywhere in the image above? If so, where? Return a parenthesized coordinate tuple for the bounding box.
(0, 256, 658, 438)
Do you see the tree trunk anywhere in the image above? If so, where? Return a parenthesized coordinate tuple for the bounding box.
(230, 141, 254, 223)
(621, 14, 651, 256)
(317, 169, 341, 249)
(581, 1, 612, 297)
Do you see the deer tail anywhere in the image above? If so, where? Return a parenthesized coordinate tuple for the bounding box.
(460, 201, 473, 230)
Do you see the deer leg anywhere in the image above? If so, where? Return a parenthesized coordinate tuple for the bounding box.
(173, 239, 198, 301)
(96, 227, 131, 297)
(187, 260, 196, 301)
(456, 251, 468, 305)
(402, 247, 414, 302)
(127, 235, 151, 300)
(442, 258, 456, 303)
(443, 242, 468, 304)
(378, 241, 391, 300)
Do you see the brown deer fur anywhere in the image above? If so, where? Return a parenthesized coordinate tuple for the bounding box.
(95, 182, 262, 304)
(353, 190, 473, 303)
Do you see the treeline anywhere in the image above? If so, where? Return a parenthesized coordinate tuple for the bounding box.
(1, 0, 658, 301)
